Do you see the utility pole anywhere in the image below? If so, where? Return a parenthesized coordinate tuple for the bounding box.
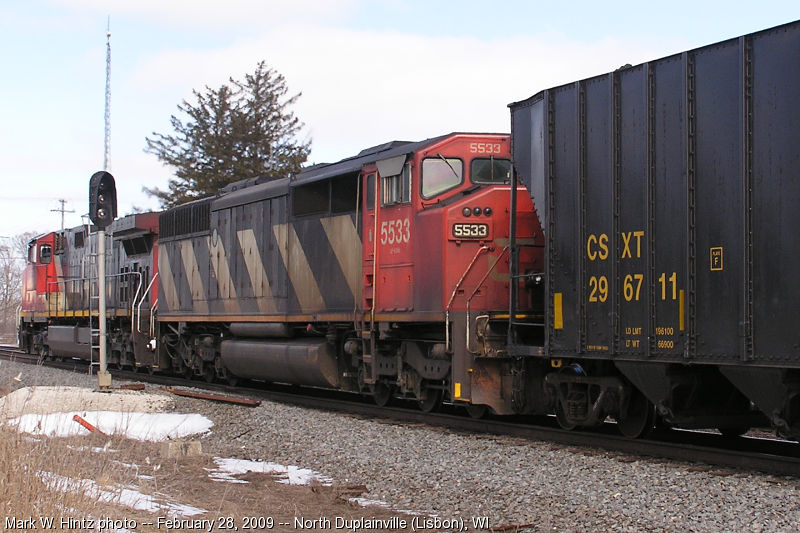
(50, 199, 75, 230)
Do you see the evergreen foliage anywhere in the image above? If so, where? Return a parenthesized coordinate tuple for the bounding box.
(144, 61, 310, 207)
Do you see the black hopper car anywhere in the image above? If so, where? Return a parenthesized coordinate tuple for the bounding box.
(509, 20, 800, 438)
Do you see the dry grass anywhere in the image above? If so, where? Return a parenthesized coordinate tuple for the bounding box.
(0, 427, 146, 526)
(0, 381, 421, 532)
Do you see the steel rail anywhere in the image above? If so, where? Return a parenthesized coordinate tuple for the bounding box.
(2, 345, 799, 477)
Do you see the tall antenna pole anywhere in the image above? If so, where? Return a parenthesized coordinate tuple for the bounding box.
(103, 17, 111, 172)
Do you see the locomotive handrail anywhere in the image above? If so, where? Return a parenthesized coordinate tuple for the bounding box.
(135, 272, 159, 334)
(44, 271, 140, 315)
(128, 271, 144, 334)
(464, 245, 509, 354)
(445, 244, 491, 352)
(150, 298, 158, 339)
(44, 271, 67, 315)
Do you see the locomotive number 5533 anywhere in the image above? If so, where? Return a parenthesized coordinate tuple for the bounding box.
(452, 223, 489, 239)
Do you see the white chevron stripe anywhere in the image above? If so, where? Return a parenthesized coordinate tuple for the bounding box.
(181, 240, 208, 314)
(158, 243, 180, 312)
(320, 215, 362, 302)
(237, 228, 277, 314)
(273, 223, 324, 313)
(209, 235, 242, 314)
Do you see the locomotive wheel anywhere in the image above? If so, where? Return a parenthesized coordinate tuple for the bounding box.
(372, 383, 392, 407)
(555, 400, 576, 430)
(218, 367, 239, 387)
(465, 404, 488, 419)
(617, 388, 656, 439)
(418, 389, 442, 413)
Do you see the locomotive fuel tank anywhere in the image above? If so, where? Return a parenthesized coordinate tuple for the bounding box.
(220, 338, 340, 389)
(47, 325, 93, 359)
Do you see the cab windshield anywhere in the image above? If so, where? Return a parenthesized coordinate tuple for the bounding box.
(421, 157, 463, 199)
(471, 157, 511, 184)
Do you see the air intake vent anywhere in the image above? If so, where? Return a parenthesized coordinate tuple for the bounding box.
(159, 198, 212, 239)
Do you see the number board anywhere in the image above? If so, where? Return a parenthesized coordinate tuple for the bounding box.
(452, 223, 489, 239)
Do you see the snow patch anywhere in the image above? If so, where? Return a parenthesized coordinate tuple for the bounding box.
(9, 411, 213, 441)
(39, 471, 206, 517)
(210, 457, 333, 486)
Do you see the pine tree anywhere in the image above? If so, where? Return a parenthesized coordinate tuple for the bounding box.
(144, 61, 311, 207)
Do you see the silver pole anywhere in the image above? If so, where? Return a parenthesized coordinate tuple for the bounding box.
(97, 229, 111, 389)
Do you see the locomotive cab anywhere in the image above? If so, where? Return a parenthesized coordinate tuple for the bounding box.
(358, 133, 544, 412)
(361, 134, 542, 316)
(21, 234, 57, 315)
(18, 233, 59, 352)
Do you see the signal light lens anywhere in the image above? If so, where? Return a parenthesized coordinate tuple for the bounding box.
(473, 207, 482, 216)
(462, 207, 472, 217)
(483, 207, 492, 216)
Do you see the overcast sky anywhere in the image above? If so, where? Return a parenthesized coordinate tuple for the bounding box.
(0, 1, 797, 241)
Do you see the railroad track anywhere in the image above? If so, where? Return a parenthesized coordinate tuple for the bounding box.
(3, 344, 800, 477)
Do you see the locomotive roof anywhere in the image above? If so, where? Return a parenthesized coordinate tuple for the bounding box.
(212, 176, 291, 211)
(212, 134, 452, 210)
(291, 133, 451, 185)
(212, 132, 496, 210)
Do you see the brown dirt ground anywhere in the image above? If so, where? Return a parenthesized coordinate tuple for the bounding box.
(33, 432, 422, 533)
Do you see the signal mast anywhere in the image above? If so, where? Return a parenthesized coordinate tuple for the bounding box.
(94, 17, 114, 390)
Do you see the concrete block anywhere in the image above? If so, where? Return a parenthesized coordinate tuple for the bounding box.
(184, 440, 202, 457)
(160, 440, 202, 459)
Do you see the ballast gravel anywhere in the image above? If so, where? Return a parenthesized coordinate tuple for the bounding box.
(2, 359, 799, 532)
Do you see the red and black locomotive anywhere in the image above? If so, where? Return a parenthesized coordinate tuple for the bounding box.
(19, 132, 544, 417)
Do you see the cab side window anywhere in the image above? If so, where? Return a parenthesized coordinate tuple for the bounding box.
(382, 164, 411, 206)
(39, 244, 52, 264)
(366, 173, 375, 211)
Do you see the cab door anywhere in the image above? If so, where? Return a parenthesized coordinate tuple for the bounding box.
(361, 154, 414, 314)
